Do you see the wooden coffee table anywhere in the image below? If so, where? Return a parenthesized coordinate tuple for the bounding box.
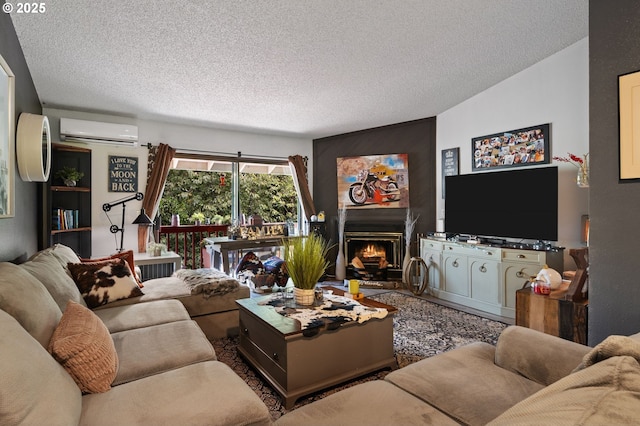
(236, 286, 397, 409)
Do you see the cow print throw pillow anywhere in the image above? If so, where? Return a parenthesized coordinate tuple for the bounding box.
(68, 258, 143, 309)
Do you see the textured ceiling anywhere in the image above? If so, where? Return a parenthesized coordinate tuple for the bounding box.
(10, 0, 588, 139)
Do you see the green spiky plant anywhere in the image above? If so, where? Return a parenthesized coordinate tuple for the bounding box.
(283, 233, 331, 290)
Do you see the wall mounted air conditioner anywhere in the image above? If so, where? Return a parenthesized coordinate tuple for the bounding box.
(60, 118, 138, 147)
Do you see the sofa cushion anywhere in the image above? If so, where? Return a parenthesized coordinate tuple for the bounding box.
(93, 299, 190, 333)
(94, 275, 250, 318)
(111, 320, 216, 385)
(80, 361, 272, 426)
(20, 250, 87, 311)
(0, 262, 62, 348)
(488, 355, 640, 425)
(494, 325, 590, 386)
(385, 342, 544, 426)
(49, 301, 119, 393)
(0, 309, 82, 425)
(68, 258, 144, 308)
(275, 380, 459, 426)
(81, 249, 142, 287)
(36, 243, 82, 269)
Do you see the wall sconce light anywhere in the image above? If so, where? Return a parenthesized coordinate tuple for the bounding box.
(103, 192, 148, 252)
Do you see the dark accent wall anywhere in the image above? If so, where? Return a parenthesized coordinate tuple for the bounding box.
(0, 12, 42, 262)
(313, 117, 436, 273)
(589, 0, 640, 344)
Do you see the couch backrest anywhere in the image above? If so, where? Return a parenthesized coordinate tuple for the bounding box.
(21, 250, 87, 311)
(0, 308, 82, 425)
(0, 262, 62, 348)
(32, 243, 82, 268)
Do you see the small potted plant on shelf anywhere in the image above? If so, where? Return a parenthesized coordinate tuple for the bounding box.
(54, 166, 84, 187)
(283, 232, 331, 305)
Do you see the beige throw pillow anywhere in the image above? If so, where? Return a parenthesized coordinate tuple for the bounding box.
(48, 300, 119, 393)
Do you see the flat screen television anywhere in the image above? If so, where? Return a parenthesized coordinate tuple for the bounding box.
(445, 166, 558, 242)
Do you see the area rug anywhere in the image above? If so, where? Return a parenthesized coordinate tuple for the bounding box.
(212, 291, 508, 420)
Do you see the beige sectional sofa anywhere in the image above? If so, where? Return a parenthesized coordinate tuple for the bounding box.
(0, 244, 271, 426)
(276, 325, 640, 425)
(3, 242, 640, 425)
(95, 272, 250, 340)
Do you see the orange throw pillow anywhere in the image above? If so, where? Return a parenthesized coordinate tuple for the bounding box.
(81, 250, 142, 287)
(48, 301, 119, 393)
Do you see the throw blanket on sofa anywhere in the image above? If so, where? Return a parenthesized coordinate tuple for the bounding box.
(261, 294, 388, 337)
(574, 335, 640, 371)
(173, 269, 240, 299)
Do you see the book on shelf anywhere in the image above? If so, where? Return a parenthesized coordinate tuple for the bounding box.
(52, 209, 80, 230)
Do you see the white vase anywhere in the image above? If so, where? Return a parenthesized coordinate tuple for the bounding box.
(402, 245, 411, 284)
(294, 287, 315, 305)
(335, 238, 346, 281)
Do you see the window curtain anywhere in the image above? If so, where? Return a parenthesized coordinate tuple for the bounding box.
(137, 143, 176, 253)
(288, 155, 316, 222)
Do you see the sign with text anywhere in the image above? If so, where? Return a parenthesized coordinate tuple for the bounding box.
(442, 148, 459, 198)
(108, 156, 138, 192)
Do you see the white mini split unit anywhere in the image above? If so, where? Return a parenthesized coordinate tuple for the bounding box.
(59, 118, 139, 147)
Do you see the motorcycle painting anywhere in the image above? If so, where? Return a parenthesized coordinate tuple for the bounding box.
(337, 153, 409, 209)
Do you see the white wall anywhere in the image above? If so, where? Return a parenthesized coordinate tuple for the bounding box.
(43, 108, 312, 257)
(436, 38, 589, 269)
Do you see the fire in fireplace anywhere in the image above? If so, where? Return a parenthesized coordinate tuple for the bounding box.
(344, 231, 403, 281)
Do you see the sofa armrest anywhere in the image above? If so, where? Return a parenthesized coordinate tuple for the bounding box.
(494, 325, 590, 386)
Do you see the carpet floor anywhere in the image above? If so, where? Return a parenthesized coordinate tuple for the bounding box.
(212, 291, 508, 421)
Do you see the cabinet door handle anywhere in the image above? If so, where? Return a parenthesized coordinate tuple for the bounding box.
(517, 254, 525, 259)
(516, 270, 526, 278)
(480, 264, 487, 273)
(273, 353, 279, 361)
(452, 260, 459, 267)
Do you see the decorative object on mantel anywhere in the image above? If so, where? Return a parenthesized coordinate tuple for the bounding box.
(335, 206, 347, 281)
(553, 152, 589, 188)
(284, 233, 331, 306)
(402, 208, 419, 284)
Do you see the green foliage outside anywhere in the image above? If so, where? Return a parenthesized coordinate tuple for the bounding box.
(159, 169, 298, 226)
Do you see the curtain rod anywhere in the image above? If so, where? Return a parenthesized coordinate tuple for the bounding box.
(173, 148, 294, 162)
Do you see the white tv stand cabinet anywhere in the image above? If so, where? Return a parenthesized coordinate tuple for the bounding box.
(420, 237, 563, 319)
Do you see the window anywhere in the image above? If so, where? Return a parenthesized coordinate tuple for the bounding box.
(159, 154, 298, 228)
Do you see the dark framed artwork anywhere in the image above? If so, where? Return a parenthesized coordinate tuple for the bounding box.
(108, 156, 138, 192)
(441, 147, 459, 198)
(619, 70, 640, 180)
(472, 123, 550, 171)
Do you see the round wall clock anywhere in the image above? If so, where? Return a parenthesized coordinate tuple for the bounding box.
(17, 113, 51, 182)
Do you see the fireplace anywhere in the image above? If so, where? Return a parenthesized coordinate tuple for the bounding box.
(344, 230, 404, 281)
